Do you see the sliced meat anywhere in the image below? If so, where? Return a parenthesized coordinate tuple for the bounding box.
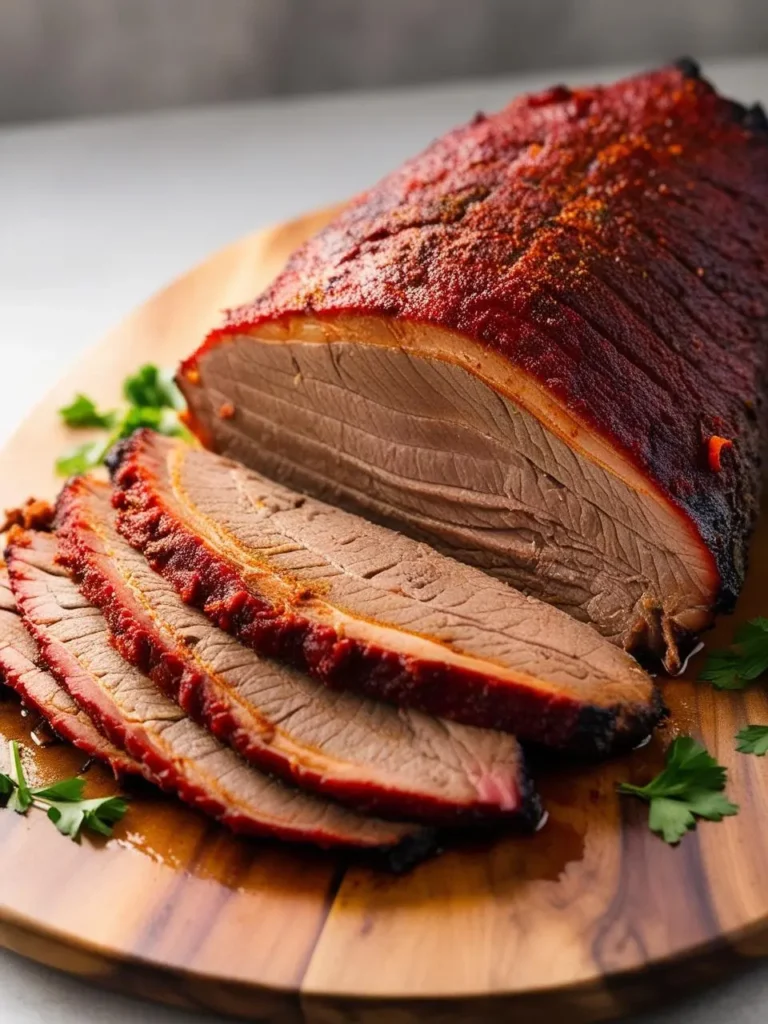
(6, 531, 433, 858)
(110, 430, 663, 754)
(55, 476, 540, 825)
(178, 62, 768, 672)
(0, 567, 139, 777)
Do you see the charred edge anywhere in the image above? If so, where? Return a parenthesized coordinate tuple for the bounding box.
(574, 688, 666, 756)
(517, 770, 545, 831)
(673, 56, 768, 135)
(104, 437, 132, 478)
(375, 827, 441, 874)
(572, 704, 624, 756)
(743, 103, 768, 132)
(674, 56, 701, 80)
(725, 98, 768, 134)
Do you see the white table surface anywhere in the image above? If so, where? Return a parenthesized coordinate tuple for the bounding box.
(2, 54, 768, 1023)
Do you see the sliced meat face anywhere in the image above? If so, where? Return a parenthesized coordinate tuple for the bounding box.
(111, 431, 664, 754)
(184, 334, 714, 661)
(55, 477, 540, 825)
(179, 64, 768, 672)
(0, 567, 139, 777)
(6, 531, 431, 856)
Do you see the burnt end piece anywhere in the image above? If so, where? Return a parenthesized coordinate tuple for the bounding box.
(109, 432, 663, 756)
(674, 57, 701, 80)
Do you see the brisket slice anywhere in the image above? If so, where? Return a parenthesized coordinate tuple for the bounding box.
(178, 63, 768, 672)
(6, 531, 432, 857)
(0, 567, 139, 777)
(55, 476, 540, 825)
(111, 431, 663, 753)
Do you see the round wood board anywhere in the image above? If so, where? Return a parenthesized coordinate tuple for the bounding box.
(0, 207, 767, 1023)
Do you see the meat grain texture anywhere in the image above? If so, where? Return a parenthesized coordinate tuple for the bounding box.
(7, 530, 434, 858)
(111, 431, 663, 754)
(179, 61, 768, 672)
(0, 568, 139, 777)
(55, 475, 540, 825)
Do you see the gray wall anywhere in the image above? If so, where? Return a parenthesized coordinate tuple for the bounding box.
(2, 0, 768, 123)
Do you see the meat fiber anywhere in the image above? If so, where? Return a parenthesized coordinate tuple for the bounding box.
(178, 62, 768, 672)
(110, 430, 663, 753)
(0, 567, 139, 776)
(55, 476, 540, 825)
(6, 530, 433, 858)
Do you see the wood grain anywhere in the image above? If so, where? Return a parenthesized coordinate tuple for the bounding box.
(0, 207, 766, 1022)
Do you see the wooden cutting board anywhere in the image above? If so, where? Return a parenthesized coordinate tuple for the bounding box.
(0, 207, 767, 1023)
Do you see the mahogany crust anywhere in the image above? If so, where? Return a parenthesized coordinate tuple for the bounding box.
(109, 432, 664, 755)
(183, 64, 768, 610)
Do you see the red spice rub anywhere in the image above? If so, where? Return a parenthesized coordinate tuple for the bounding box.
(184, 63, 768, 609)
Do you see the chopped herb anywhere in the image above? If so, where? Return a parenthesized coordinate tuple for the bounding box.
(7, 739, 32, 813)
(116, 405, 186, 440)
(0, 771, 14, 803)
(33, 778, 86, 802)
(699, 618, 768, 690)
(735, 725, 768, 756)
(123, 364, 183, 410)
(1, 740, 128, 840)
(618, 736, 738, 844)
(55, 364, 188, 475)
(55, 440, 109, 477)
(59, 394, 117, 429)
(46, 795, 128, 840)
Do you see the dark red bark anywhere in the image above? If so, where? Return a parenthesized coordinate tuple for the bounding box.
(183, 63, 768, 608)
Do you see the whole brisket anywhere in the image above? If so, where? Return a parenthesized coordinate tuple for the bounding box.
(178, 62, 768, 671)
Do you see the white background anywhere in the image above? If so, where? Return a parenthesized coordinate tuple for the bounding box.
(1, 57, 768, 1022)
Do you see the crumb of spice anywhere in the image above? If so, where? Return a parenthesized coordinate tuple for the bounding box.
(707, 435, 733, 472)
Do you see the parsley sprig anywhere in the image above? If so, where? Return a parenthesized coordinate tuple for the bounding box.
(56, 364, 189, 476)
(699, 618, 768, 690)
(618, 736, 738, 844)
(0, 740, 128, 840)
(59, 394, 118, 429)
(736, 725, 768, 757)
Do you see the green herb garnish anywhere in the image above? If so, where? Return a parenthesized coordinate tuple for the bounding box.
(54, 440, 110, 478)
(56, 364, 189, 476)
(618, 736, 738, 844)
(699, 618, 768, 690)
(7, 737, 32, 813)
(59, 394, 117, 429)
(45, 794, 128, 840)
(123, 364, 183, 410)
(0, 740, 128, 840)
(116, 405, 186, 440)
(735, 725, 768, 756)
